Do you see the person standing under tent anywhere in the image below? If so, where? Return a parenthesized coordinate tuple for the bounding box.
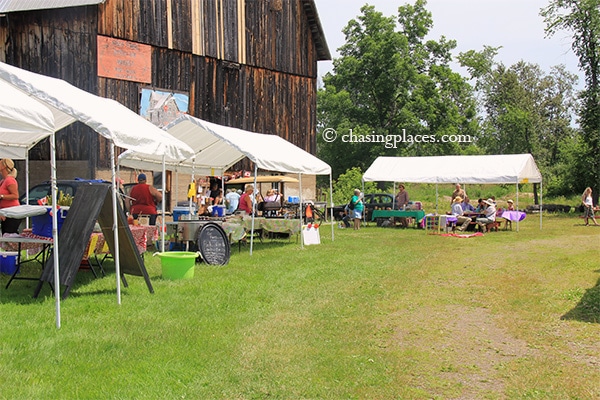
(238, 184, 255, 215)
(451, 183, 467, 205)
(582, 187, 599, 226)
(0, 158, 22, 234)
(225, 188, 240, 214)
(209, 180, 223, 205)
(129, 173, 162, 225)
(394, 184, 410, 228)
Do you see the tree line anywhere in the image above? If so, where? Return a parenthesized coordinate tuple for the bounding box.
(317, 0, 599, 202)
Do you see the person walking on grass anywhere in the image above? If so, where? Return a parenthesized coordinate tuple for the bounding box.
(582, 187, 599, 226)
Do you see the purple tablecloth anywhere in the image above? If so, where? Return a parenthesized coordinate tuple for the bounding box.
(499, 210, 526, 222)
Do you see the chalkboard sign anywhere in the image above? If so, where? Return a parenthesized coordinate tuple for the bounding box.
(196, 222, 230, 265)
(35, 184, 153, 299)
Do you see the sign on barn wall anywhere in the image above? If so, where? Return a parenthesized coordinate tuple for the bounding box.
(139, 87, 189, 128)
(97, 36, 151, 83)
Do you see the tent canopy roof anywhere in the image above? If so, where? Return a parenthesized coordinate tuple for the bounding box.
(0, 80, 55, 159)
(0, 61, 194, 160)
(363, 154, 542, 184)
(119, 114, 332, 176)
(226, 175, 299, 184)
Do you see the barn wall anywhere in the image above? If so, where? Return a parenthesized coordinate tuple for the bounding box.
(1, 1, 323, 200)
(0, 7, 99, 176)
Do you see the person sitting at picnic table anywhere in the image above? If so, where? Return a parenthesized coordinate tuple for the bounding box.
(461, 197, 475, 213)
(129, 173, 162, 225)
(451, 196, 472, 232)
(476, 198, 497, 232)
(473, 198, 486, 213)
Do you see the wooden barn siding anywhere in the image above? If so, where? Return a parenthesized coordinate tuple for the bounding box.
(98, 0, 317, 78)
(0, 7, 99, 171)
(189, 55, 316, 154)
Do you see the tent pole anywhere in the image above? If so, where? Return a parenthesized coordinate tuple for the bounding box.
(540, 180, 543, 230)
(111, 142, 122, 305)
(250, 165, 258, 256)
(435, 183, 439, 215)
(516, 182, 520, 232)
(299, 173, 303, 249)
(329, 172, 334, 241)
(25, 152, 30, 229)
(393, 182, 396, 209)
(50, 132, 61, 328)
(161, 154, 166, 252)
(189, 157, 195, 216)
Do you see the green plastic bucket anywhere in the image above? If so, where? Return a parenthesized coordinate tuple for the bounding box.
(155, 252, 198, 280)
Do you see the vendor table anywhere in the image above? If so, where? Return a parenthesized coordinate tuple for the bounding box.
(0, 231, 53, 288)
(166, 219, 245, 248)
(240, 216, 302, 236)
(86, 224, 158, 259)
(371, 209, 426, 228)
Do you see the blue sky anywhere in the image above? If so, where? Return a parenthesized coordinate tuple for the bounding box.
(315, 0, 580, 85)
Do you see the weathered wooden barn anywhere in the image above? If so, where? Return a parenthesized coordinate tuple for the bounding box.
(0, 0, 330, 204)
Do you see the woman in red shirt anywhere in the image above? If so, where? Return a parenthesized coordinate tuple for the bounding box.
(0, 158, 22, 234)
(238, 184, 255, 215)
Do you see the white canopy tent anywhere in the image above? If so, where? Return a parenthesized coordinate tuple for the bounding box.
(0, 61, 194, 327)
(0, 78, 62, 328)
(119, 114, 334, 254)
(363, 154, 543, 229)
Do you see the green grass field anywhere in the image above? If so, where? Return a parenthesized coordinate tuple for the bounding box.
(0, 212, 599, 399)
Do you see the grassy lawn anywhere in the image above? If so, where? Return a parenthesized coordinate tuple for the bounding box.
(0, 212, 599, 399)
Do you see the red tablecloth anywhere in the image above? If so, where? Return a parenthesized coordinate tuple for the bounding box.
(84, 225, 158, 259)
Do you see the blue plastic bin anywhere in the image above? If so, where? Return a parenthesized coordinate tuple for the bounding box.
(31, 207, 68, 238)
(172, 207, 191, 221)
(0, 252, 18, 275)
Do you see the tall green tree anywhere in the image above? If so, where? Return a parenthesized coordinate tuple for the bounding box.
(458, 51, 579, 197)
(543, 0, 600, 200)
(317, 1, 480, 180)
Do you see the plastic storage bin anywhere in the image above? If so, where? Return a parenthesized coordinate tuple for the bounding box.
(212, 205, 225, 217)
(31, 207, 68, 238)
(172, 207, 191, 222)
(0, 252, 18, 275)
